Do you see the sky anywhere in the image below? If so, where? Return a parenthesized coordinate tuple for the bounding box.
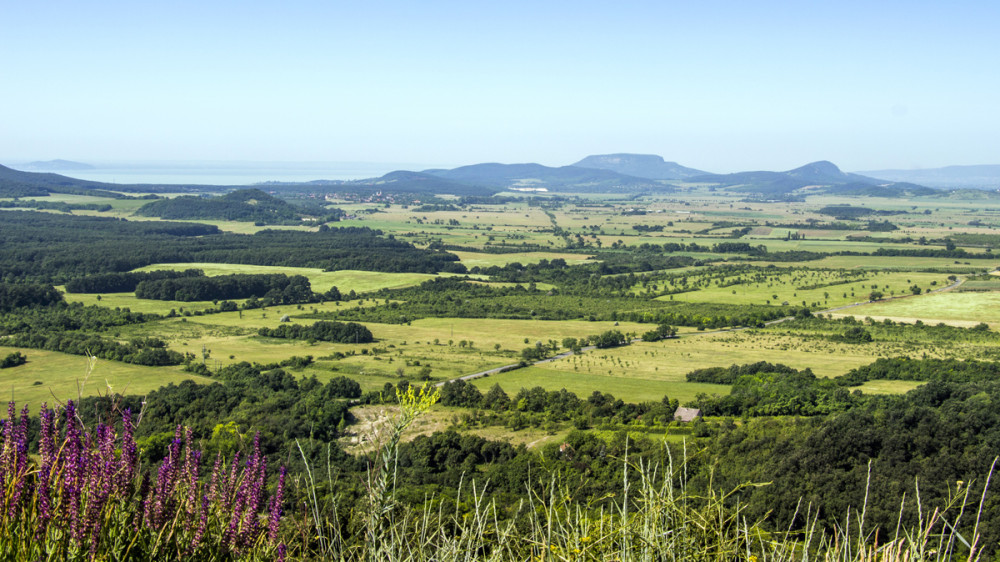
(1, 0, 998, 173)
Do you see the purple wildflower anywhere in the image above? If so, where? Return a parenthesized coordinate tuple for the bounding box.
(85, 459, 115, 558)
(223, 481, 248, 549)
(63, 401, 82, 487)
(208, 451, 223, 503)
(36, 464, 52, 539)
(268, 466, 286, 542)
(150, 440, 181, 529)
(0, 402, 14, 484)
(39, 404, 56, 467)
(120, 408, 138, 488)
(6, 404, 31, 517)
(136, 472, 151, 533)
(189, 493, 210, 554)
(2, 402, 283, 558)
(66, 482, 83, 543)
(220, 452, 241, 512)
(183, 449, 202, 533)
(15, 404, 29, 470)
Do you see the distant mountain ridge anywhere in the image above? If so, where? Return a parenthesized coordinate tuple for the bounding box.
(688, 161, 936, 197)
(420, 162, 663, 192)
(0, 163, 127, 198)
(0, 156, 949, 198)
(0, 163, 212, 197)
(858, 165, 1000, 189)
(18, 159, 94, 171)
(572, 154, 707, 179)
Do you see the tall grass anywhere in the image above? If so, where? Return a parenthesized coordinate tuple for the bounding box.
(3, 384, 994, 560)
(289, 384, 996, 561)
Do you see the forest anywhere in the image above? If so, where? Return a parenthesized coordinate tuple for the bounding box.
(0, 211, 465, 282)
(134, 188, 343, 225)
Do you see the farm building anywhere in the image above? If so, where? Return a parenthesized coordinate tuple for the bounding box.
(674, 407, 702, 423)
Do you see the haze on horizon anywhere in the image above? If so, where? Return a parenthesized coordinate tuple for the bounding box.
(2, 0, 998, 174)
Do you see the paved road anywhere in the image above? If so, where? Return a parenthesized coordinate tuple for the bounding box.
(435, 346, 599, 387)
(435, 276, 967, 387)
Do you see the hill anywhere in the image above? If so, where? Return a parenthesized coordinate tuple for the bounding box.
(859, 164, 1000, 189)
(134, 188, 333, 224)
(344, 170, 492, 196)
(572, 153, 707, 179)
(0, 163, 216, 197)
(0, 163, 128, 198)
(18, 159, 95, 171)
(421, 162, 666, 192)
(689, 160, 936, 197)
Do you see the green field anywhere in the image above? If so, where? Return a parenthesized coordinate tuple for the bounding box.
(106, 313, 651, 392)
(62, 291, 225, 314)
(658, 270, 951, 308)
(545, 333, 891, 380)
(62, 263, 447, 315)
(469, 365, 729, 404)
(856, 380, 924, 395)
(752, 255, 998, 271)
(850, 291, 1000, 325)
(0, 345, 211, 410)
(18, 190, 1000, 412)
(448, 251, 594, 268)
(135, 263, 440, 293)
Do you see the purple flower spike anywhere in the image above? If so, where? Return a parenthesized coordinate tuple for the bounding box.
(208, 452, 223, 503)
(121, 409, 138, 486)
(268, 466, 286, 542)
(1, 402, 15, 477)
(35, 464, 52, 539)
(189, 493, 210, 553)
(39, 404, 56, 467)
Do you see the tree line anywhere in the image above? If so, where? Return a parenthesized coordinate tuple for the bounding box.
(257, 320, 374, 343)
(0, 211, 465, 282)
(65, 269, 205, 294)
(135, 273, 315, 303)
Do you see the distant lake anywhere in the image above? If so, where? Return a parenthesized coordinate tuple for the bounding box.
(36, 161, 430, 186)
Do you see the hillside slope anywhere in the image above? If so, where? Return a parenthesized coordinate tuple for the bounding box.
(573, 153, 706, 179)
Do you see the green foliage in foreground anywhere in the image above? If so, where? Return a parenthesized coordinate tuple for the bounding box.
(288, 386, 998, 561)
(706, 380, 1000, 553)
(44, 358, 1000, 560)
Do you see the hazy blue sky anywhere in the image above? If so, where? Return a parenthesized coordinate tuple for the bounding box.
(2, 0, 997, 172)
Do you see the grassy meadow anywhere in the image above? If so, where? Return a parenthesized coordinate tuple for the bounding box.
(0, 345, 211, 410)
(656, 269, 952, 307)
(848, 291, 1000, 325)
(135, 263, 440, 293)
